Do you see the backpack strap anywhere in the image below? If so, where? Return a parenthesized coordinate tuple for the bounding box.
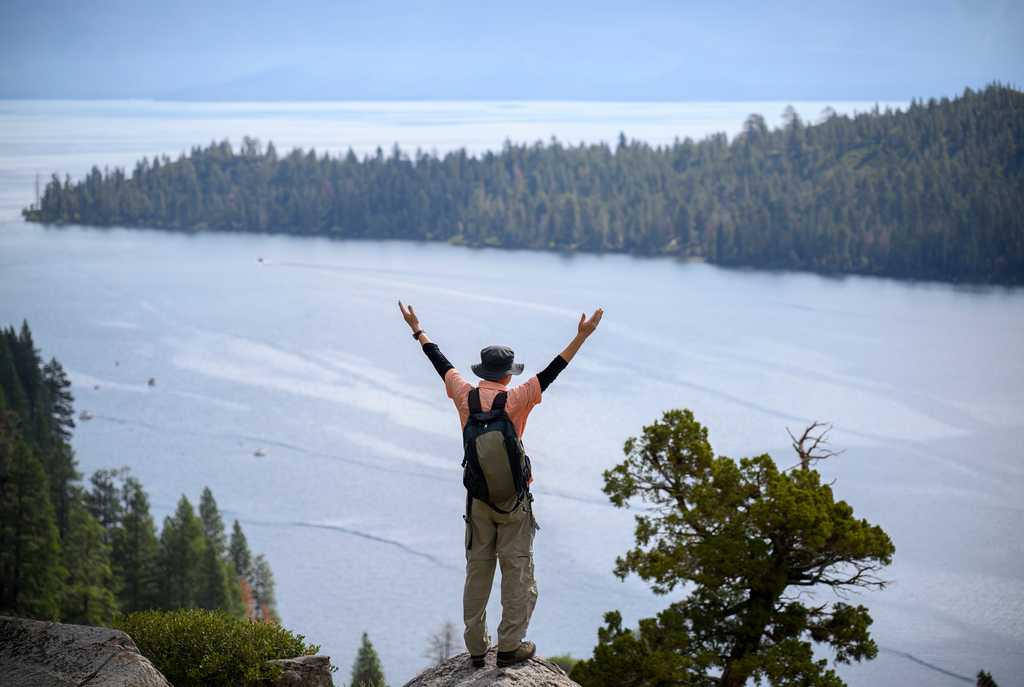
(469, 388, 508, 415)
(464, 491, 474, 550)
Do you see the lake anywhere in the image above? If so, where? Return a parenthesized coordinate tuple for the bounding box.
(1, 100, 1021, 686)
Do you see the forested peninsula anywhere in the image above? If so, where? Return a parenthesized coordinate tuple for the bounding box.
(23, 84, 1024, 284)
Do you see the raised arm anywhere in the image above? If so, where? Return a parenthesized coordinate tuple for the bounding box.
(399, 300, 452, 379)
(536, 308, 603, 391)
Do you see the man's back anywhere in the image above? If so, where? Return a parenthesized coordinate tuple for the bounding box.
(398, 300, 603, 668)
(444, 371, 542, 437)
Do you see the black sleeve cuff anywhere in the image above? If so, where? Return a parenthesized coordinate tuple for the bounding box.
(422, 342, 454, 380)
(537, 354, 569, 392)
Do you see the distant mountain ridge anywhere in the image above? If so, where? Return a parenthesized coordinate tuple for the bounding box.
(23, 84, 1024, 284)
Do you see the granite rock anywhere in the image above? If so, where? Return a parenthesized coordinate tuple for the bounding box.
(0, 615, 170, 687)
(403, 650, 580, 687)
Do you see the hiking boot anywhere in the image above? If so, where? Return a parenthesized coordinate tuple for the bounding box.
(496, 641, 536, 667)
(470, 653, 486, 668)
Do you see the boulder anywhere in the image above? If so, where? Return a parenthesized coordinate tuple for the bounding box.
(0, 615, 170, 687)
(267, 654, 334, 687)
(403, 650, 580, 687)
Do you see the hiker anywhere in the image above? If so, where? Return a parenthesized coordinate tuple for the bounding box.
(399, 300, 603, 668)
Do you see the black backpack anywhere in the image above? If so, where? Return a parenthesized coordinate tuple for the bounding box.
(462, 388, 532, 516)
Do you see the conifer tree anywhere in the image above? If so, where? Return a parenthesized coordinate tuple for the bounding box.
(250, 553, 277, 622)
(111, 476, 161, 612)
(40, 358, 79, 538)
(572, 411, 895, 687)
(158, 495, 205, 609)
(198, 486, 227, 557)
(350, 632, 387, 687)
(0, 338, 29, 421)
(0, 431, 63, 619)
(977, 670, 1000, 687)
(197, 536, 232, 611)
(60, 496, 117, 625)
(228, 519, 252, 579)
(42, 443, 79, 540)
(41, 358, 75, 443)
(85, 468, 127, 545)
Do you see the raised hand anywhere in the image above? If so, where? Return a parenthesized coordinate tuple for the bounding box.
(578, 308, 604, 338)
(398, 300, 421, 331)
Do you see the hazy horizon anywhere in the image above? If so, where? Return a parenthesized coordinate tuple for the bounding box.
(2, 0, 1021, 102)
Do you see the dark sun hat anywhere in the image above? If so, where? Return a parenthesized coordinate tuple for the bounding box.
(471, 345, 525, 381)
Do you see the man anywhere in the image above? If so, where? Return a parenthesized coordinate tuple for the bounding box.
(399, 300, 603, 667)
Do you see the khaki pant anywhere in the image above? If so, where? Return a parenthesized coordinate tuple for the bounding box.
(463, 496, 538, 655)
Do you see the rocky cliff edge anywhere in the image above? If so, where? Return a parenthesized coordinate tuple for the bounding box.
(0, 615, 170, 687)
(403, 649, 580, 687)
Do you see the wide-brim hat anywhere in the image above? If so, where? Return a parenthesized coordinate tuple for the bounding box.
(471, 345, 525, 381)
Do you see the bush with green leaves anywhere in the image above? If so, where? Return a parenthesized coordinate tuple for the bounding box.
(546, 654, 578, 673)
(115, 608, 318, 687)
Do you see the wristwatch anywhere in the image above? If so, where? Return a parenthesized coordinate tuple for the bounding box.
(412, 329, 424, 340)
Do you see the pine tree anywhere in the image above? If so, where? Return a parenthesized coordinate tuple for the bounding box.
(977, 670, 1000, 687)
(0, 338, 30, 422)
(228, 519, 252, 578)
(571, 411, 895, 687)
(40, 358, 79, 537)
(0, 430, 63, 620)
(158, 495, 205, 609)
(111, 477, 161, 612)
(41, 358, 75, 443)
(85, 468, 127, 543)
(250, 553, 277, 622)
(42, 443, 79, 540)
(423, 621, 458, 666)
(196, 536, 232, 611)
(198, 486, 227, 557)
(60, 496, 117, 625)
(350, 632, 387, 687)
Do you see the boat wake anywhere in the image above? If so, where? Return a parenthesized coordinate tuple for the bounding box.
(878, 647, 973, 684)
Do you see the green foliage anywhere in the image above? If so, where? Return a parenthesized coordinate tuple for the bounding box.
(572, 409, 895, 687)
(546, 653, 578, 673)
(977, 670, 999, 687)
(112, 476, 162, 613)
(40, 358, 78, 536)
(60, 497, 117, 625)
(195, 486, 244, 615)
(0, 321, 269, 626)
(21, 85, 1024, 284)
(229, 518, 252, 578)
(199, 486, 227, 557)
(114, 608, 318, 687)
(350, 631, 387, 687)
(0, 429, 64, 619)
(197, 535, 232, 611)
(159, 495, 206, 609)
(85, 467, 127, 542)
(250, 553, 278, 622)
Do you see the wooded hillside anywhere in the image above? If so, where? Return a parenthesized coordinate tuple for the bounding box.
(24, 84, 1024, 284)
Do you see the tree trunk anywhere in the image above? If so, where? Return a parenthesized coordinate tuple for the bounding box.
(718, 592, 774, 687)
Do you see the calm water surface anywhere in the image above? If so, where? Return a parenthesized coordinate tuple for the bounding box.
(1, 101, 1021, 686)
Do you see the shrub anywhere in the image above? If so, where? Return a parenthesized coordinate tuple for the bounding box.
(546, 653, 578, 673)
(115, 608, 318, 687)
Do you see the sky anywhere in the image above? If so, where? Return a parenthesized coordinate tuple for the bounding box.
(1, 0, 1021, 101)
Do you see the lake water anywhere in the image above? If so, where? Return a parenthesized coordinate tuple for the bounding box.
(1, 101, 1022, 686)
